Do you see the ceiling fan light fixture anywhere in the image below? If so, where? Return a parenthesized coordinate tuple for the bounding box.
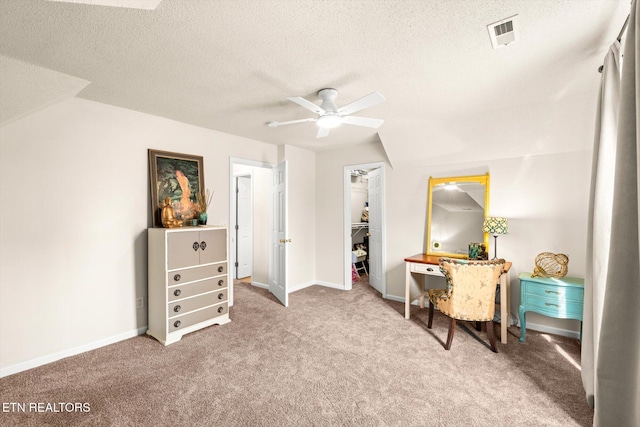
(316, 115, 342, 129)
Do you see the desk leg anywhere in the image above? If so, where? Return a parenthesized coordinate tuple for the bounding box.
(405, 262, 411, 319)
(500, 270, 511, 344)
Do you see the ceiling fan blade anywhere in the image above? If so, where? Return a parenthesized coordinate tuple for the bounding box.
(341, 115, 384, 128)
(316, 126, 330, 138)
(266, 118, 315, 127)
(338, 91, 385, 115)
(286, 96, 325, 115)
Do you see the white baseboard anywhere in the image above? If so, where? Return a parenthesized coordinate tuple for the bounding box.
(384, 294, 404, 303)
(241, 279, 344, 293)
(251, 281, 268, 289)
(288, 281, 345, 293)
(385, 294, 424, 306)
(315, 281, 345, 291)
(519, 321, 581, 340)
(0, 326, 148, 379)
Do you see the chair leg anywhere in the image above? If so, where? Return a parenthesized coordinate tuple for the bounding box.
(486, 321, 498, 353)
(427, 301, 434, 329)
(475, 321, 481, 331)
(445, 318, 456, 350)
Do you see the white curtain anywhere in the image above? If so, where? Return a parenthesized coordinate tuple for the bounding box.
(583, 1, 640, 425)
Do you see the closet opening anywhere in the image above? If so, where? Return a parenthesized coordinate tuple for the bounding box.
(343, 162, 386, 296)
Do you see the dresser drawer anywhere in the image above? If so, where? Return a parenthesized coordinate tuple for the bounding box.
(411, 263, 443, 276)
(168, 277, 227, 302)
(522, 281, 583, 302)
(168, 262, 227, 285)
(168, 303, 229, 332)
(169, 289, 227, 316)
(523, 295, 583, 320)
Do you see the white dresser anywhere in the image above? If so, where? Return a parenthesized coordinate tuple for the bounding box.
(147, 226, 230, 345)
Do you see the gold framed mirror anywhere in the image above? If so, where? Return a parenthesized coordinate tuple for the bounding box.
(426, 173, 490, 258)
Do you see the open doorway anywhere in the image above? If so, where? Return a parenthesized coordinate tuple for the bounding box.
(229, 158, 289, 307)
(234, 173, 252, 281)
(229, 160, 271, 289)
(343, 162, 386, 296)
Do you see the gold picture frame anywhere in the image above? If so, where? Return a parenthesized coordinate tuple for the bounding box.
(148, 149, 204, 227)
(426, 173, 490, 258)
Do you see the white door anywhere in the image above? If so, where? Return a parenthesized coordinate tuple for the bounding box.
(269, 161, 288, 306)
(368, 167, 384, 294)
(235, 175, 252, 279)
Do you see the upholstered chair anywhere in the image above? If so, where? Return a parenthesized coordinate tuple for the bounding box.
(427, 258, 506, 352)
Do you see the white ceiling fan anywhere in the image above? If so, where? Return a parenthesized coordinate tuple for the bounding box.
(266, 88, 385, 138)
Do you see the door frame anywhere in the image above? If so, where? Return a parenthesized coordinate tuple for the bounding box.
(229, 157, 275, 305)
(343, 162, 387, 295)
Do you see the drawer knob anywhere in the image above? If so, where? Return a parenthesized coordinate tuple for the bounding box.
(218, 266, 224, 273)
(173, 274, 181, 282)
(174, 289, 181, 297)
(200, 241, 207, 250)
(174, 320, 181, 328)
(545, 290, 560, 295)
(545, 303, 559, 308)
(218, 279, 224, 286)
(426, 267, 434, 272)
(218, 293, 224, 300)
(193, 242, 199, 251)
(174, 305, 181, 312)
(218, 306, 224, 313)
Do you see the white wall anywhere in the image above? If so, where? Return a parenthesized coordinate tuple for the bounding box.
(0, 98, 278, 374)
(316, 142, 591, 336)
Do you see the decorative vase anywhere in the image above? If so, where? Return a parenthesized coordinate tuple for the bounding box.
(198, 212, 208, 225)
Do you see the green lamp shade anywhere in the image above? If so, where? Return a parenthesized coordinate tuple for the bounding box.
(482, 217, 508, 235)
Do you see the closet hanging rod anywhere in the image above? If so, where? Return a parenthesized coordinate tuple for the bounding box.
(598, 14, 630, 73)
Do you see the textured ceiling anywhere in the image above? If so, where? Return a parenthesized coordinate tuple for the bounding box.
(0, 0, 630, 164)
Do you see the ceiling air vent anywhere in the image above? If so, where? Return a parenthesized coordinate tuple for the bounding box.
(487, 15, 519, 49)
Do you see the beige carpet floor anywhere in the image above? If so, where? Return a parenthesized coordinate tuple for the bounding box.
(0, 277, 590, 426)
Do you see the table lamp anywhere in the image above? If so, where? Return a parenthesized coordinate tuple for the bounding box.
(482, 217, 508, 259)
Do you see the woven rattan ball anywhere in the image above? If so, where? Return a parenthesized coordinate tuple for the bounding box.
(531, 252, 569, 278)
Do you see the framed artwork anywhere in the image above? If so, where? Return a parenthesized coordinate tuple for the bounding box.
(148, 149, 204, 227)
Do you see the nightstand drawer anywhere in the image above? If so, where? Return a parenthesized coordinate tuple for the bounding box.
(523, 295, 583, 320)
(522, 281, 583, 302)
(169, 303, 229, 332)
(411, 263, 443, 276)
(168, 289, 228, 316)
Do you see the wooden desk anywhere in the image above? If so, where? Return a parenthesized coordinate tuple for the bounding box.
(404, 254, 512, 344)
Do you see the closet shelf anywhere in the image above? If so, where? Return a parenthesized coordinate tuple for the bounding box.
(351, 222, 369, 239)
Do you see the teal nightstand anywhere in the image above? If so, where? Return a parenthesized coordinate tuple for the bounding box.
(518, 272, 584, 343)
